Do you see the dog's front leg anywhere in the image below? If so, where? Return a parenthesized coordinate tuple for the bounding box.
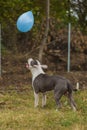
(42, 93, 46, 107)
(34, 91, 39, 107)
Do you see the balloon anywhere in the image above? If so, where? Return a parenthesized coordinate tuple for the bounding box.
(17, 11, 34, 32)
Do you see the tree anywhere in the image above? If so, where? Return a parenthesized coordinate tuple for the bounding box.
(38, 0, 50, 62)
(70, 0, 87, 33)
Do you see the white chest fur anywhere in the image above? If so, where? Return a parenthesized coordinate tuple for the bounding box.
(31, 66, 45, 82)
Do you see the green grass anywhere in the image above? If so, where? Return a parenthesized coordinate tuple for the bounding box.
(0, 86, 87, 130)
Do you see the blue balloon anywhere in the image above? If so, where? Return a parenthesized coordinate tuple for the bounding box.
(17, 11, 34, 32)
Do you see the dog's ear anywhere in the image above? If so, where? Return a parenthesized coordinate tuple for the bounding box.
(41, 65, 48, 69)
(36, 60, 48, 69)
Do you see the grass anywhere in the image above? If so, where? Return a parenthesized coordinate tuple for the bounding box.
(0, 86, 87, 130)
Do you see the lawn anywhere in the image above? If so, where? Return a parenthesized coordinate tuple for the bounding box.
(0, 85, 87, 130)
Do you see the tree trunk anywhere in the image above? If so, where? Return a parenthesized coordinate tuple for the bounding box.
(38, 0, 50, 62)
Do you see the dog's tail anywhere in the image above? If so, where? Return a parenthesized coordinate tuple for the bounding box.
(73, 82, 80, 91)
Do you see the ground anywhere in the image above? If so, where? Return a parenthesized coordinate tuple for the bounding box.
(0, 85, 87, 130)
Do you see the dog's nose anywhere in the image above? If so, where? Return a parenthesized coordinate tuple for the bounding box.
(26, 63, 29, 69)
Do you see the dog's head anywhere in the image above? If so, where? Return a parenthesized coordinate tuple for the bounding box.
(26, 58, 48, 78)
(26, 58, 48, 70)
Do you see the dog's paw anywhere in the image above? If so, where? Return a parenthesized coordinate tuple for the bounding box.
(56, 109, 58, 112)
(34, 104, 39, 108)
(42, 104, 46, 108)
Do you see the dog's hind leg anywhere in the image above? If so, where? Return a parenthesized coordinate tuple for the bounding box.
(42, 93, 46, 107)
(54, 91, 63, 109)
(68, 93, 77, 111)
(34, 91, 39, 107)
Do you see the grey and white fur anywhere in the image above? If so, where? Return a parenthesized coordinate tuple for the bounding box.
(26, 58, 77, 111)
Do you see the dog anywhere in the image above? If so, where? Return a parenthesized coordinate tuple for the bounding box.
(26, 58, 77, 111)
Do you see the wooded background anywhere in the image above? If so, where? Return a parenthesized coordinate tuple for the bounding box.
(0, 0, 87, 71)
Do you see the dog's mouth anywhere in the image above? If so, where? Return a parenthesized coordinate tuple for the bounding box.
(26, 63, 29, 69)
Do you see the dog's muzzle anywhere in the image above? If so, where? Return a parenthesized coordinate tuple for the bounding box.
(26, 63, 29, 69)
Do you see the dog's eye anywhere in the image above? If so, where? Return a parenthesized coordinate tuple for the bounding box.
(31, 60, 38, 66)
